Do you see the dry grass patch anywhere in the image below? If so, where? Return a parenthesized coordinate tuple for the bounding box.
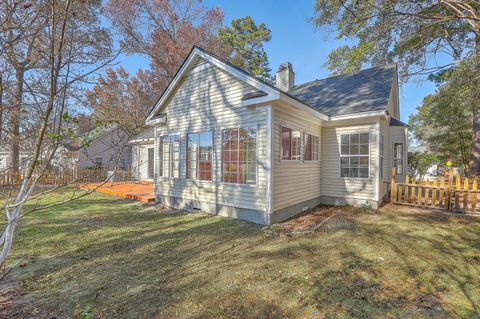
(1, 190, 479, 318)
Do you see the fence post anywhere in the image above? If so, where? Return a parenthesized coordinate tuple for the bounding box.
(432, 178, 437, 207)
(424, 179, 430, 206)
(463, 178, 469, 212)
(417, 180, 423, 207)
(391, 167, 397, 203)
(472, 179, 478, 213)
(455, 176, 461, 211)
(405, 175, 410, 203)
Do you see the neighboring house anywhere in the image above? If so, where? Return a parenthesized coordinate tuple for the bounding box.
(145, 47, 408, 225)
(129, 127, 155, 181)
(0, 150, 30, 171)
(77, 125, 131, 169)
(409, 145, 427, 153)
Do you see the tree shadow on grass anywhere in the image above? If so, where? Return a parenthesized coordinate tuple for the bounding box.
(10, 203, 266, 317)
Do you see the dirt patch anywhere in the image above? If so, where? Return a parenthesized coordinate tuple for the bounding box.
(275, 205, 367, 236)
(0, 281, 65, 319)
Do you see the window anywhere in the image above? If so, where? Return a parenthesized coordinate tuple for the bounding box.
(340, 133, 369, 178)
(394, 142, 404, 175)
(159, 133, 180, 178)
(95, 157, 103, 166)
(304, 133, 319, 161)
(222, 127, 256, 184)
(379, 134, 384, 179)
(147, 148, 154, 179)
(187, 131, 213, 181)
(281, 126, 301, 160)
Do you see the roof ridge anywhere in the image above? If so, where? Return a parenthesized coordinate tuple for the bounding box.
(292, 63, 397, 90)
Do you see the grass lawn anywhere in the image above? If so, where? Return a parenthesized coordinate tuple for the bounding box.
(1, 189, 480, 318)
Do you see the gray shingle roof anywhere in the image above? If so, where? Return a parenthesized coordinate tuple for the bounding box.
(81, 124, 119, 144)
(131, 127, 154, 141)
(390, 117, 407, 127)
(288, 65, 397, 116)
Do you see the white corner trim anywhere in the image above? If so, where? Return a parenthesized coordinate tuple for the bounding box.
(329, 110, 387, 121)
(266, 105, 273, 220)
(375, 120, 380, 202)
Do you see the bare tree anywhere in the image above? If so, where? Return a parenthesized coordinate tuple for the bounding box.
(0, 0, 116, 266)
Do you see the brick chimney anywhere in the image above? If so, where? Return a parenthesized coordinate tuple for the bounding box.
(275, 62, 295, 91)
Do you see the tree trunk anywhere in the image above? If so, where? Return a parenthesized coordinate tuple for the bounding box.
(469, 35, 480, 177)
(0, 74, 3, 146)
(7, 69, 24, 173)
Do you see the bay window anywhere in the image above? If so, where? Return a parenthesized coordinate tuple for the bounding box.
(159, 133, 180, 178)
(304, 133, 319, 161)
(187, 131, 213, 181)
(222, 127, 257, 184)
(281, 126, 301, 160)
(340, 133, 370, 178)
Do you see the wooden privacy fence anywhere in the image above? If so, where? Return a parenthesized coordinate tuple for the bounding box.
(0, 166, 132, 187)
(391, 168, 479, 213)
(0, 171, 22, 186)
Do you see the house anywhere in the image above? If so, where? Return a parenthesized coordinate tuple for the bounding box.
(77, 124, 131, 169)
(0, 150, 30, 171)
(129, 127, 155, 181)
(145, 47, 408, 225)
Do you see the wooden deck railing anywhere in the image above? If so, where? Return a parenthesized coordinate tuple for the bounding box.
(391, 168, 479, 213)
(0, 166, 132, 187)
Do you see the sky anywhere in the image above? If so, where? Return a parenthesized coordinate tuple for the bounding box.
(118, 0, 440, 123)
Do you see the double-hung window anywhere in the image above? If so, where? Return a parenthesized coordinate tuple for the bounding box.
(379, 134, 384, 179)
(222, 127, 256, 184)
(394, 142, 404, 175)
(281, 126, 301, 160)
(187, 131, 213, 181)
(303, 133, 319, 161)
(340, 133, 370, 178)
(159, 133, 180, 178)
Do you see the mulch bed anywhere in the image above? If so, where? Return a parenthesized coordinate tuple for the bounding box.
(276, 205, 363, 236)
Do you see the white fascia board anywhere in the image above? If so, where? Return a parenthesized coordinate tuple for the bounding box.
(145, 54, 196, 123)
(145, 47, 279, 123)
(241, 94, 279, 107)
(329, 110, 387, 121)
(146, 115, 167, 126)
(278, 93, 329, 121)
(128, 138, 155, 144)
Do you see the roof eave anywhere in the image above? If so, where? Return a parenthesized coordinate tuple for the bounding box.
(329, 109, 387, 121)
(279, 92, 330, 121)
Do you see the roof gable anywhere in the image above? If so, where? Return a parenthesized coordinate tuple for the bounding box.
(146, 47, 278, 124)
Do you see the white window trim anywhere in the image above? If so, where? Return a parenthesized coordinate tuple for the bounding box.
(393, 142, 404, 176)
(221, 125, 259, 186)
(339, 132, 371, 180)
(280, 124, 302, 162)
(302, 131, 320, 162)
(159, 133, 181, 179)
(186, 130, 214, 182)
